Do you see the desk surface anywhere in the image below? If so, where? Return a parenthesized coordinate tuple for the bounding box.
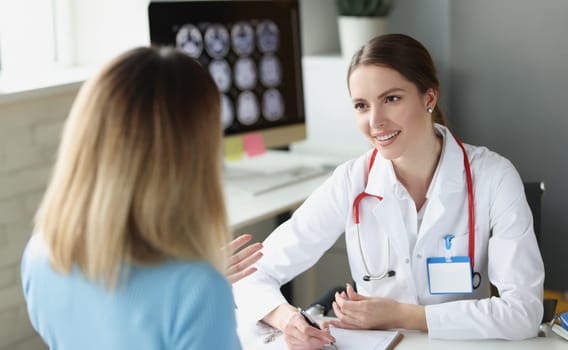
(238, 323, 567, 350)
(391, 330, 566, 350)
(224, 150, 346, 230)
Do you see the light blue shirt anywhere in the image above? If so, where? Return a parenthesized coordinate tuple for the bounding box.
(21, 235, 241, 350)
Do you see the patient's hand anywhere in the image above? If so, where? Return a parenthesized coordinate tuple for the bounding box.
(225, 234, 263, 284)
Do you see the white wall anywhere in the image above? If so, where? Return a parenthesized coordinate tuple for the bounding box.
(299, 0, 340, 55)
(449, 0, 568, 289)
(71, 0, 151, 66)
(292, 55, 372, 158)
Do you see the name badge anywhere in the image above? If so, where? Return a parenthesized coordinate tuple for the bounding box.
(427, 256, 473, 294)
(426, 234, 473, 294)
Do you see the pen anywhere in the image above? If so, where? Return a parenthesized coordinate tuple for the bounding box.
(298, 308, 338, 349)
(298, 307, 322, 329)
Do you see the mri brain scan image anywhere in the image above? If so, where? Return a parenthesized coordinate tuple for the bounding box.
(176, 24, 203, 58)
(231, 22, 255, 56)
(237, 91, 260, 126)
(262, 89, 285, 121)
(209, 59, 232, 92)
(256, 20, 279, 53)
(204, 24, 230, 58)
(259, 54, 282, 87)
(234, 57, 258, 90)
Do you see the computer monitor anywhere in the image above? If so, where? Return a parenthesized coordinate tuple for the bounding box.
(148, 0, 306, 149)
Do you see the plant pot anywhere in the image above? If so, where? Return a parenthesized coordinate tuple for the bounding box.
(338, 16, 388, 60)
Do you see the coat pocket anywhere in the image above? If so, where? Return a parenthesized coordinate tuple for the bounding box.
(436, 232, 470, 257)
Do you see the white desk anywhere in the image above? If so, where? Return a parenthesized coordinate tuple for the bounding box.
(237, 320, 567, 350)
(392, 331, 566, 349)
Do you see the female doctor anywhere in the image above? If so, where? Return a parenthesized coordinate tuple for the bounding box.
(233, 33, 545, 348)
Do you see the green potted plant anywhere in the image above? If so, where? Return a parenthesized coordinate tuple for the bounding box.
(336, 0, 395, 59)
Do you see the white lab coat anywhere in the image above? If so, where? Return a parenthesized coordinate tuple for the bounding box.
(233, 124, 544, 340)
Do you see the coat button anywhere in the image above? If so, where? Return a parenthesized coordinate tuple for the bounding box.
(416, 254, 423, 259)
(404, 258, 410, 264)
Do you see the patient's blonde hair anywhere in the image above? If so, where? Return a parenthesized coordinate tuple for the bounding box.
(35, 46, 229, 287)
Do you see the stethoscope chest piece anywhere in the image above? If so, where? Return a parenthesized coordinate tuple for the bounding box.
(472, 271, 481, 289)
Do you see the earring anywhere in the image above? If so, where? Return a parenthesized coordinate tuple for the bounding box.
(426, 107, 433, 113)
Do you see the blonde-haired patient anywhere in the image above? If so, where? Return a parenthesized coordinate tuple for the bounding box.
(21, 46, 261, 349)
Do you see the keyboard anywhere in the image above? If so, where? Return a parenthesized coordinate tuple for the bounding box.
(225, 165, 329, 195)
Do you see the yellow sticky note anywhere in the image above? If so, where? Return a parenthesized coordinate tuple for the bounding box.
(224, 137, 244, 161)
(243, 132, 266, 157)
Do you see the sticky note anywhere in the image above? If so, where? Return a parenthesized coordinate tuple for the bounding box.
(243, 132, 266, 157)
(224, 137, 244, 161)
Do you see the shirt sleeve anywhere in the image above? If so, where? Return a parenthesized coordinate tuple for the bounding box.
(20, 234, 45, 332)
(172, 265, 241, 350)
(425, 160, 544, 340)
(233, 163, 354, 323)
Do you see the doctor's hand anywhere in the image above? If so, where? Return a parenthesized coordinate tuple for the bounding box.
(224, 234, 263, 284)
(329, 283, 427, 331)
(264, 304, 336, 350)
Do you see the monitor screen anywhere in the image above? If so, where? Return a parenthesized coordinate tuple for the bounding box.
(148, 0, 306, 149)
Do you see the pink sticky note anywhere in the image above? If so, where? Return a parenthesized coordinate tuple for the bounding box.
(243, 133, 266, 157)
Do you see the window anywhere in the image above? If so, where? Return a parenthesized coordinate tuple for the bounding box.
(0, 0, 151, 95)
(0, 0, 56, 75)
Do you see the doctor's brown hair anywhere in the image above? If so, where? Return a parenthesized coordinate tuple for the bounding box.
(348, 33, 447, 126)
(35, 46, 230, 287)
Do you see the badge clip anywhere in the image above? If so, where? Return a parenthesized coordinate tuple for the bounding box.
(444, 234, 454, 262)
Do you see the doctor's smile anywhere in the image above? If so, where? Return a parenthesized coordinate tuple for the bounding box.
(375, 131, 400, 142)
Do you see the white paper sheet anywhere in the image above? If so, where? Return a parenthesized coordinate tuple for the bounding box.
(259, 327, 401, 350)
(329, 327, 401, 350)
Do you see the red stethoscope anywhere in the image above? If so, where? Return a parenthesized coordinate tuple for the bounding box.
(353, 133, 480, 288)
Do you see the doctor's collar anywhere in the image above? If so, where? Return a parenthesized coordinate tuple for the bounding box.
(425, 126, 446, 199)
(363, 151, 395, 198)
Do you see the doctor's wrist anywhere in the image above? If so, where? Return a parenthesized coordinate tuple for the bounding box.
(262, 303, 297, 331)
(395, 303, 427, 331)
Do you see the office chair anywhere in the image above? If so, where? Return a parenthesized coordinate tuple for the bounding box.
(523, 181, 545, 247)
(306, 181, 554, 321)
